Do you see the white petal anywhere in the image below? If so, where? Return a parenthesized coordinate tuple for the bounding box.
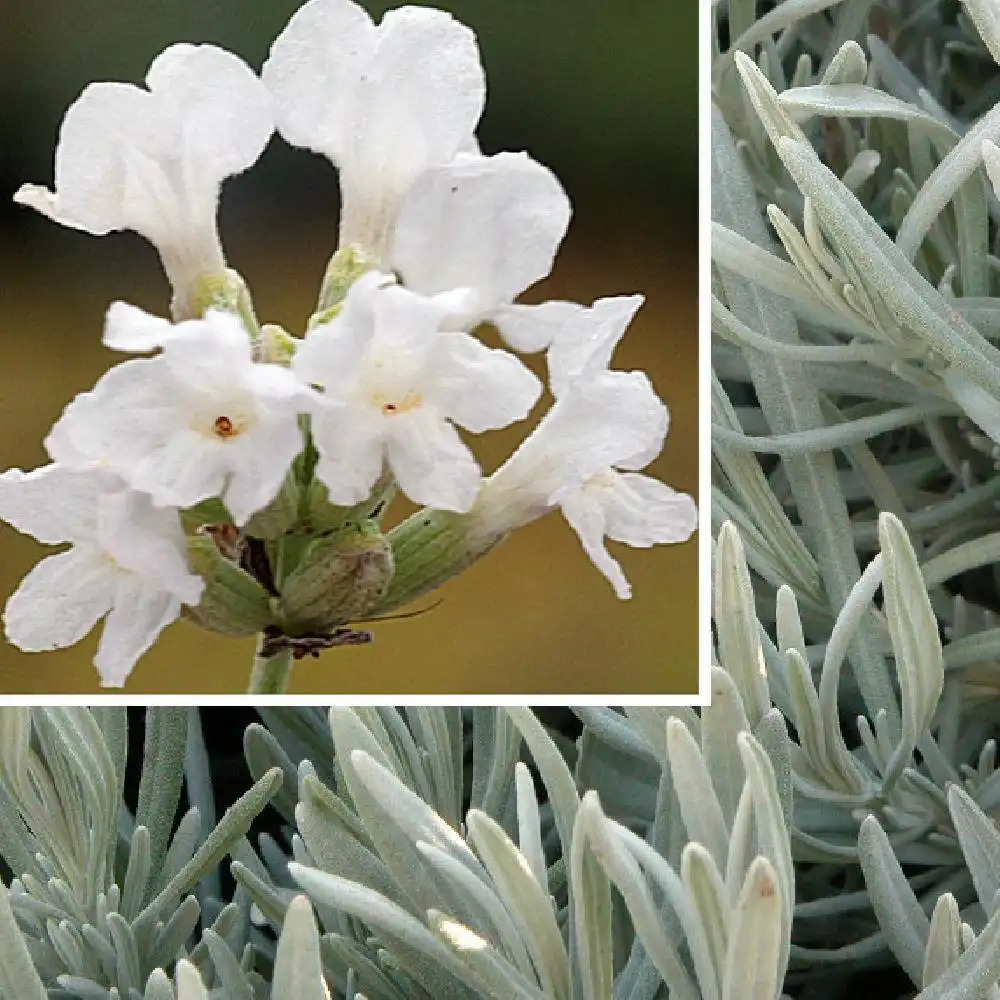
(221, 416, 305, 525)
(559, 489, 632, 600)
(533, 371, 668, 497)
(385, 408, 481, 512)
(248, 362, 308, 402)
(45, 358, 181, 472)
(306, 279, 447, 401)
(570, 371, 669, 478)
(575, 471, 697, 551)
(292, 325, 359, 394)
(371, 281, 450, 350)
(145, 44, 273, 182)
(45, 81, 163, 235)
(103, 301, 176, 352)
(292, 272, 385, 393)
(41, 77, 224, 292)
(363, 281, 452, 384)
(490, 300, 583, 354)
(13, 183, 88, 230)
(617, 414, 673, 473)
(353, 7, 484, 173)
(428, 332, 541, 432)
(159, 311, 255, 392)
(43, 394, 100, 466)
(4, 547, 116, 651)
(338, 7, 486, 251)
(479, 371, 668, 534)
(52, 316, 303, 515)
(0, 465, 109, 544)
(310, 403, 386, 505)
(262, 0, 376, 161)
(492, 296, 644, 396)
(603, 473, 697, 546)
(19, 45, 270, 296)
(558, 472, 697, 600)
(130, 427, 228, 510)
(390, 152, 570, 308)
(94, 578, 182, 687)
(266, 0, 486, 255)
(97, 491, 203, 605)
(545, 295, 644, 398)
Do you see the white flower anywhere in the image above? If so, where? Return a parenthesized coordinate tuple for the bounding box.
(264, 1, 574, 339)
(293, 272, 541, 512)
(387, 151, 572, 331)
(476, 367, 697, 599)
(46, 307, 306, 525)
(14, 45, 273, 317)
(263, 0, 486, 256)
(0, 465, 203, 687)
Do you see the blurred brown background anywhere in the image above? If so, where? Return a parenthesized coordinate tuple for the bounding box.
(0, 0, 699, 694)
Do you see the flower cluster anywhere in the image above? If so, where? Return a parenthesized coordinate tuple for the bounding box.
(3, 0, 696, 687)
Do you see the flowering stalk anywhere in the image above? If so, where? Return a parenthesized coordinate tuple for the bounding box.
(248, 641, 293, 695)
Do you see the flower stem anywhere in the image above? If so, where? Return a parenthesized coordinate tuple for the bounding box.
(248, 638, 293, 694)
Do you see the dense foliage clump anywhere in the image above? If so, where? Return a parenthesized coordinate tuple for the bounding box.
(714, 0, 1000, 994)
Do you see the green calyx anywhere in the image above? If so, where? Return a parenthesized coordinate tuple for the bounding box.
(188, 269, 260, 340)
(259, 323, 298, 367)
(184, 506, 505, 643)
(309, 244, 379, 327)
(244, 472, 302, 541)
(371, 508, 506, 617)
(184, 529, 276, 637)
(276, 521, 394, 636)
(181, 425, 505, 645)
(303, 472, 396, 534)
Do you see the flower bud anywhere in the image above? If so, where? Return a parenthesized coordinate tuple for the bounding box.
(314, 244, 379, 317)
(184, 529, 276, 637)
(188, 268, 259, 337)
(259, 323, 299, 366)
(277, 521, 394, 635)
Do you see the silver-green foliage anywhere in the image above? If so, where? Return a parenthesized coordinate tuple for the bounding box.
(0, 696, 793, 1000)
(714, 0, 1000, 995)
(0, 707, 282, 999)
(238, 703, 792, 1000)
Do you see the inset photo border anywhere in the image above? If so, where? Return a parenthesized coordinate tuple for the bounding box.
(0, 1, 703, 696)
